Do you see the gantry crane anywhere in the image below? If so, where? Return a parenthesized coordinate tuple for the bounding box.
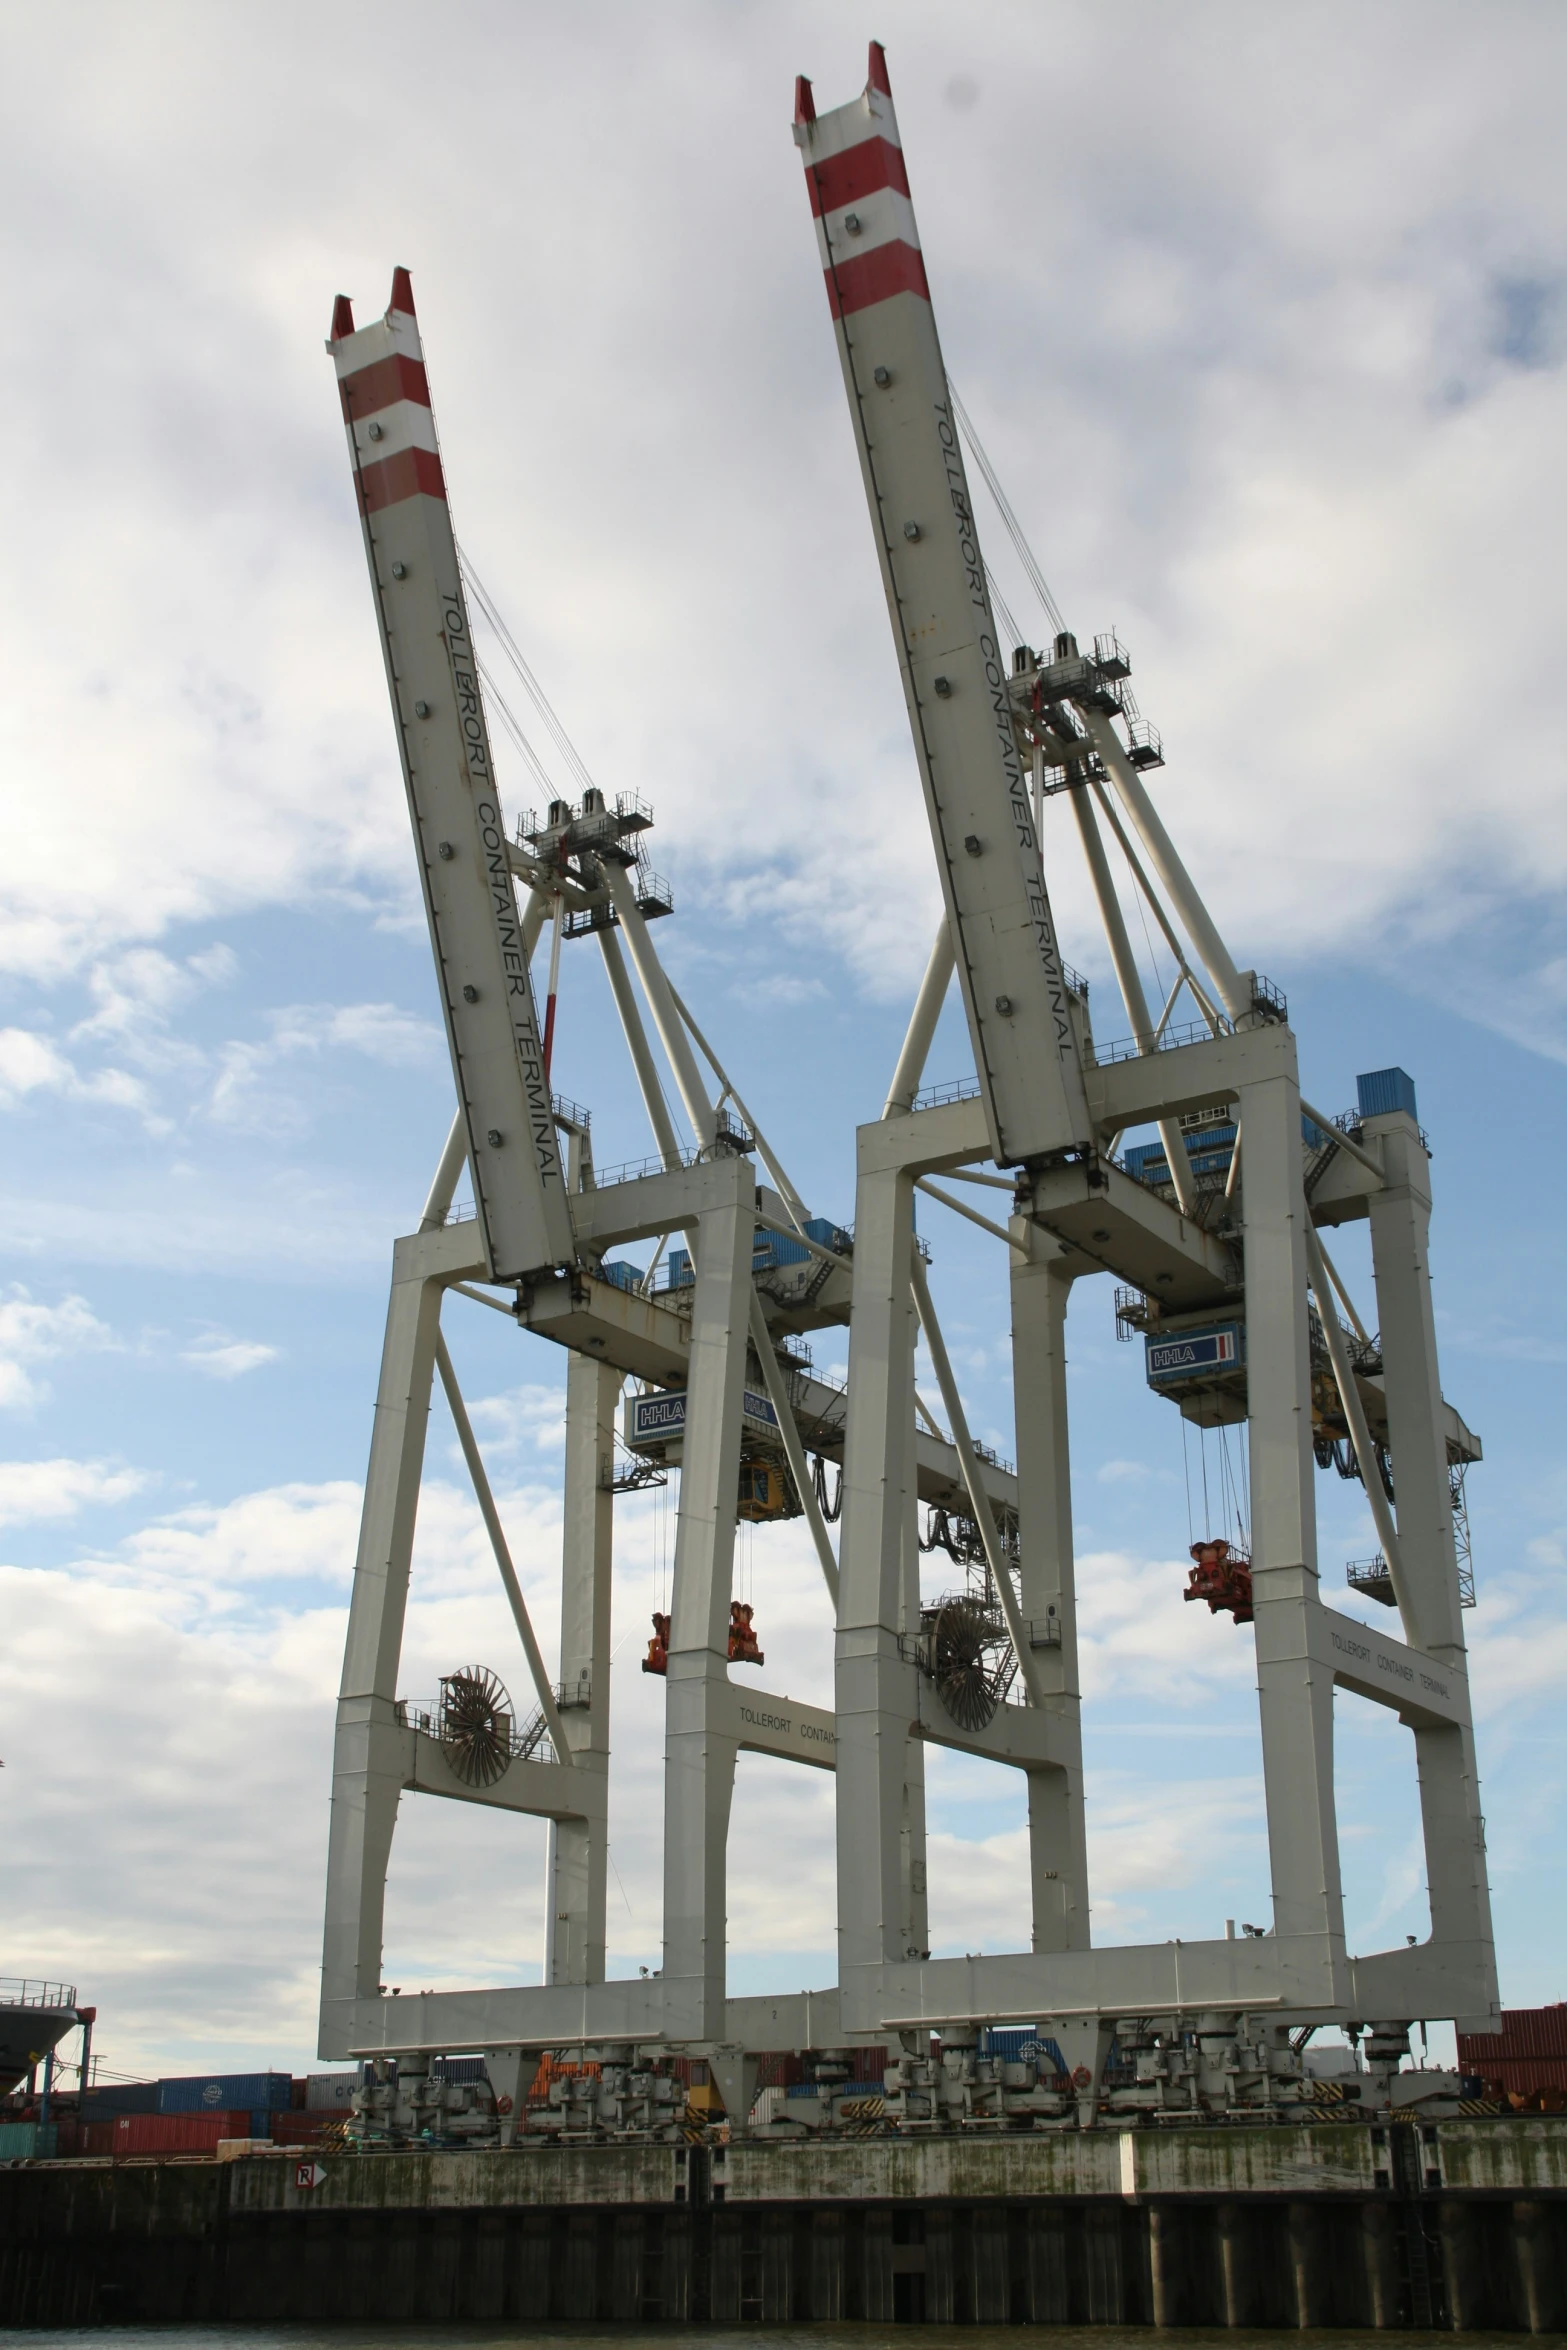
(319, 270, 1025, 2123)
(795, 42, 1496, 2100)
(314, 43, 1496, 2136)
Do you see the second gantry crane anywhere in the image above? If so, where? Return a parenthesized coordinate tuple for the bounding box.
(795, 40, 1495, 2106)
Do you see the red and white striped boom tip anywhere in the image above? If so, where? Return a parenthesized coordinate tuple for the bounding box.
(326, 269, 445, 519)
(793, 42, 928, 322)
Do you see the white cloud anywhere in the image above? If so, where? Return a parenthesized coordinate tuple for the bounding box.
(0, 1027, 158, 1126)
(180, 1335, 280, 1379)
(0, 1459, 148, 1528)
(0, 1287, 116, 1409)
(111, 1481, 366, 1600)
(0, 1, 1555, 1043)
(1076, 1545, 1258, 1704)
(1465, 1576, 1567, 1717)
(208, 1002, 440, 1131)
(466, 1381, 570, 1458)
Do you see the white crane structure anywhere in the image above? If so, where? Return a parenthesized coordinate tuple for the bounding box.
(318, 267, 1007, 2127)
(794, 44, 1495, 2107)
(317, 51, 1496, 2133)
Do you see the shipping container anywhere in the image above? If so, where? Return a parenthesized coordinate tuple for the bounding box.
(434, 2057, 489, 2086)
(0, 2122, 57, 2160)
(111, 2111, 253, 2155)
(1356, 1066, 1418, 1123)
(306, 2071, 360, 2111)
(158, 2071, 292, 2115)
(752, 2052, 805, 2092)
(267, 2111, 338, 2145)
(81, 2082, 159, 2118)
(979, 2028, 1069, 2077)
(1458, 2004, 1567, 2067)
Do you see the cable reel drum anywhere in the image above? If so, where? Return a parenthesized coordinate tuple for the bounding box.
(439, 1666, 516, 1786)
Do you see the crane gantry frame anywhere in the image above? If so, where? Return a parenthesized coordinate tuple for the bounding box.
(317, 46, 1496, 2132)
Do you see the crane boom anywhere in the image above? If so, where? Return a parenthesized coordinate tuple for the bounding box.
(794, 47, 1091, 1167)
(329, 272, 573, 1279)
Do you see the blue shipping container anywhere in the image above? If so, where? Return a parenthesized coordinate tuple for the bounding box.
(158, 2071, 293, 2116)
(1356, 1066, 1418, 1123)
(82, 2082, 159, 2118)
(0, 2122, 57, 2159)
(598, 1260, 644, 1294)
(980, 2028, 1069, 2077)
(435, 2057, 489, 2085)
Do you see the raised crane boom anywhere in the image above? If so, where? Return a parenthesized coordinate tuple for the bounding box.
(794, 46, 1091, 1168)
(328, 271, 573, 1279)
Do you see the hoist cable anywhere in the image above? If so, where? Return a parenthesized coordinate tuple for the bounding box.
(473, 654, 556, 800)
(459, 548, 598, 799)
(948, 380, 1068, 640)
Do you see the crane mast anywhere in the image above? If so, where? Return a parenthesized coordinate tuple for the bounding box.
(794, 50, 1090, 1169)
(329, 272, 572, 1281)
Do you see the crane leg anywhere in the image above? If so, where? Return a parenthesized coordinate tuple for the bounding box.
(660, 1176, 755, 2040)
(1364, 1104, 1496, 2014)
(835, 1147, 923, 2028)
(319, 1224, 486, 2057)
(544, 1351, 622, 1988)
(1011, 1227, 1091, 1951)
(1240, 1063, 1348, 2001)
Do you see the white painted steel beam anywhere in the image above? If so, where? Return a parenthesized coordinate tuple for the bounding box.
(329, 278, 572, 1279)
(659, 1153, 756, 2041)
(319, 1220, 487, 2059)
(1238, 1057, 1348, 2006)
(884, 925, 956, 1117)
(599, 926, 683, 1170)
(1010, 1222, 1091, 1953)
(545, 1352, 621, 1988)
(1362, 1097, 1497, 2023)
(602, 862, 717, 1150)
(910, 1252, 1044, 1708)
(835, 1141, 927, 2030)
(1082, 706, 1248, 1027)
(1070, 784, 1198, 1216)
(434, 1331, 573, 1762)
(406, 1730, 600, 1822)
(747, 1291, 841, 1609)
(796, 51, 1091, 1167)
(709, 1679, 839, 1771)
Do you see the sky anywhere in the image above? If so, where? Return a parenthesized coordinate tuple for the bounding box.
(1, 0, 1563, 2084)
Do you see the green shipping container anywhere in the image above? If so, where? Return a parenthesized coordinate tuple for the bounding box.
(0, 2122, 58, 2160)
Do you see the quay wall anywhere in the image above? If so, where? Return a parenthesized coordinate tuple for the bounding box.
(2, 2120, 1565, 2330)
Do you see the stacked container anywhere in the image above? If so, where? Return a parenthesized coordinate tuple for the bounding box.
(1458, 2005, 1567, 2101)
(105, 2112, 255, 2156)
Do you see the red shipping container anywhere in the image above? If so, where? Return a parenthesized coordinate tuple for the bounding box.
(110, 2111, 254, 2155)
(1459, 2006, 1567, 2068)
(266, 2112, 338, 2144)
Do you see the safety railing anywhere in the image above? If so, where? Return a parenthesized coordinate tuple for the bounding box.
(0, 1980, 77, 2011)
(911, 1074, 983, 1112)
